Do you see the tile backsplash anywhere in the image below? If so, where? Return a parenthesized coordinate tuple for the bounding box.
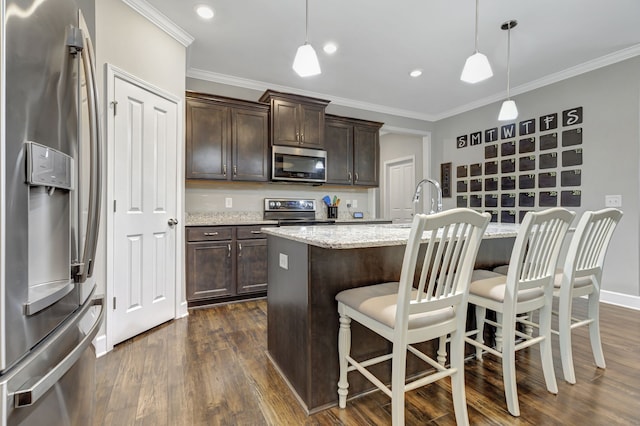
(185, 182, 373, 220)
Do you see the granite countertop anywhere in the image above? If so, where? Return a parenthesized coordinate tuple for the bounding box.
(185, 212, 390, 227)
(186, 212, 277, 226)
(260, 222, 520, 249)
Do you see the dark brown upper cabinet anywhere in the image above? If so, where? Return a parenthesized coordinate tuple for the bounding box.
(186, 92, 269, 181)
(325, 115, 383, 187)
(259, 90, 330, 148)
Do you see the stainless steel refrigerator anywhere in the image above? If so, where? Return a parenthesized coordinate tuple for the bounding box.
(0, 0, 104, 424)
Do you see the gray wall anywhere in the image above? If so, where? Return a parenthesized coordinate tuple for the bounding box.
(433, 56, 640, 298)
(97, 0, 186, 98)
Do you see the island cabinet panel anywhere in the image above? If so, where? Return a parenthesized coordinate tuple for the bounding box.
(186, 225, 270, 306)
(186, 92, 269, 182)
(259, 90, 330, 148)
(325, 115, 382, 187)
(266, 233, 515, 412)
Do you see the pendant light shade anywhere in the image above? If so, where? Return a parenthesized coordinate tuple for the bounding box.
(498, 100, 518, 121)
(293, 43, 321, 77)
(460, 0, 492, 83)
(498, 20, 518, 121)
(293, 0, 321, 77)
(461, 52, 493, 83)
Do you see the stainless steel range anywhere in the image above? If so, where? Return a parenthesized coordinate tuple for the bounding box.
(264, 198, 336, 226)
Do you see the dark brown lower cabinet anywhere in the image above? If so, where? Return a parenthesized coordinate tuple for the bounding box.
(237, 238, 267, 294)
(186, 225, 269, 305)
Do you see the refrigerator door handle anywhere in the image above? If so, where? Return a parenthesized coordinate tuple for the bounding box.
(12, 295, 104, 408)
(23, 282, 74, 316)
(76, 20, 102, 283)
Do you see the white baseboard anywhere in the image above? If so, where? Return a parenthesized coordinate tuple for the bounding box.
(600, 290, 640, 311)
(176, 300, 189, 319)
(93, 333, 108, 358)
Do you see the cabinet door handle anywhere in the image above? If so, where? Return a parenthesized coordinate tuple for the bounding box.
(223, 164, 227, 176)
(250, 230, 262, 234)
(203, 232, 218, 236)
(300, 133, 304, 143)
(238, 243, 242, 257)
(233, 165, 237, 176)
(296, 131, 300, 142)
(227, 244, 231, 257)
(348, 172, 352, 181)
(355, 172, 359, 182)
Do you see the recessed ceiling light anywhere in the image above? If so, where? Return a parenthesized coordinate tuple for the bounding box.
(409, 69, 423, 78)
(195, 5, 214, 20)
(323, 43, 338, 54)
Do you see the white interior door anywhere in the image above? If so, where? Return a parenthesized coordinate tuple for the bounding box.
(111, 74, 178, 345)
(386, 157, 415, 222)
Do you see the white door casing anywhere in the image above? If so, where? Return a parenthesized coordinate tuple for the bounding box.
(385, 156, 415, 222)
(105, 66, 183, 349)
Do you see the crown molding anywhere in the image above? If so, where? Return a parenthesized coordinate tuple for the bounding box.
(434, 44, 640, 121)
(121, 0, 194, 47)
(186, 68, 436, 122)
(380, 125, 431, 137)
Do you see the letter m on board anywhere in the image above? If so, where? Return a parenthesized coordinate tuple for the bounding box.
(470, 131, 482, 146)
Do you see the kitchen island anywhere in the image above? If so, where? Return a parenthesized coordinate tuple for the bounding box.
(262, 222, 518, 413)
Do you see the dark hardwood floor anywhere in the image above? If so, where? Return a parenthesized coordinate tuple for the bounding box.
(94, 298, 640, 425)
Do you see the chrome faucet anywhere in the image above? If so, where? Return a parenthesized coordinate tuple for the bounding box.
(412, 178, 443, 215)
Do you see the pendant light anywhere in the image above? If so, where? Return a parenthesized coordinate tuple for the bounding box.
(460, 0, 492, 83)
(293, 0, 321, 77)
(498, 20, 518, 121)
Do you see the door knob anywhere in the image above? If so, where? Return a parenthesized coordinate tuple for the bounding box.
(168, 218, 179, 227)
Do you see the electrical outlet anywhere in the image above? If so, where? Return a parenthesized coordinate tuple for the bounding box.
(605, 195, 622, 207)
(225, 197, 232, 208)
(345, 200, 351, 208)
(279, 253, 288, 270)
(352, 199, 358, 208)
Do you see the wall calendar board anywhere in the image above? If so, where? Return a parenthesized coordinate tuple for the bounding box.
(455, 106, 583, 223)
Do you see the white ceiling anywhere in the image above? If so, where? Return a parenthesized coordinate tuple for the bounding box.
(134, 0, 640, 121)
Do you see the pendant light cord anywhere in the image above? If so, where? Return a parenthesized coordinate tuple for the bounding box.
(474, 0, 479, 52)
(506, 24, 511, 99)
(305, 0, 309, 44)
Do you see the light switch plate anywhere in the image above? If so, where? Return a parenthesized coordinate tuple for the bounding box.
(605, 195, 622, 207)
(352, 199, 358, 208)
(225, 197, 232, 208)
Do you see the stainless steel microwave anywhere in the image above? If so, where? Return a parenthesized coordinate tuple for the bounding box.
(272, 145, 327, 183)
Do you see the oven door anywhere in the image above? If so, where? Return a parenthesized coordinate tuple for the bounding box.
(272, 146, 327, 183)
